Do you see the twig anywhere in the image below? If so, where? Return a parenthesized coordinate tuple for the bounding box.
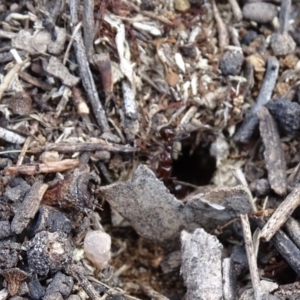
(279, 0, 291, 33)
(19, 71, 52, 91)
(83, 0, 95, 61)
(17, 121, 39, 166)
(0, 30, 17, 39)
(5, 159, 80, 176)
(234, 57, 279, 143)
(63, 22, 82, 65)
(285, 217, 300, 249)
(211, 0, 229, 50)
(69, 0, 110, 133)
(222, 257, 236, 300)
(228, 0, 243, 22)
(240, 214, 263, 300)
(0, 57, 30, 101)
(260, 184, 300, 242)
(253, 216, 300, 276)
(30, 142, 139, 153)
(0, 127, 26, 144)
(121, 0, 173, 25)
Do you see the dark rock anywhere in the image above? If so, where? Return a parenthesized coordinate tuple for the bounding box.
(219, 50, 244, 76)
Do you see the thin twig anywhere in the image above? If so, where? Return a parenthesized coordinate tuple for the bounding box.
(240, 214, 263, 300)
(260, 184, 300, 242)
(211, 0, 229, 50)
(69, 0, 110, 133)
(17, 121, 39, 166)
(83, 0, 95, 61)
(30, 142, 139, 154)
(228, 0, 243, 22)
(5, 159, 80, 176)
(0, 57, 30, 101)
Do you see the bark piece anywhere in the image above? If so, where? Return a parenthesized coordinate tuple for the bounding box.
(45, 56, 80, 87)
(0, 268, 28, 296)
(11, 182, 48, 234)
(258, 107, 286, 196)
(181, 228, 223, 300)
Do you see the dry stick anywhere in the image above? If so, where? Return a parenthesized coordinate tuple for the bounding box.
(228, 0, 243, 22)
(121, 0, 172, 25)
(279, 0, 291, 34)
(211, 0, 229, 50)
(253, 216, 300, 276)
(30, 142, 138, 153)
(0, 57, 30, 101)
(240, 214, 263, 300)
(258, 107, 287, 196)
(260, 184, 300, 242)
(83, 0, 95, 61)
(222, 258, 236, 300)
(17, 121, 39, 166)
(5, 159, 80, 176)
(234, 57, 279, 143)
(19, 71, 52, 91)
(69, 0, 110, 133)
(0, 30, 17, 39)
(285, 217, 300, 249)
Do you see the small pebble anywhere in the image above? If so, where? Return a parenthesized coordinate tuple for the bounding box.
(219, 50, 244, 76)
(84, 230, 111, 270)
(175, 0, 190, 12)
(266, 98, 300, 136)
(242, 3, 278, 24)
(270, 32, 296, 56)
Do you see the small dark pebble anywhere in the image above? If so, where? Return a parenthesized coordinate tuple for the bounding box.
(179, 44, 197, 58)
(249, 178, 271, 197)
(219, 50, 244, 76)
(242, 2, 278, 24)
(0, 241, 21, 269)
(241, 30, 258, 45)
(266, 98, 300, 136)
(140, 0, 156, 10)
(231, 245, 248, 276)
(26, 231, 73, 276)
(45, 272, 73, 298)
(28, 275, 45, 300)
(31, 205, 72, 237)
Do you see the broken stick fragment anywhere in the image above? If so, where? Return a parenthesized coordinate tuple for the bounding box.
(181, 228, 223, 300)
(258, 107, 287, 196)
(260, 184, 300, 242)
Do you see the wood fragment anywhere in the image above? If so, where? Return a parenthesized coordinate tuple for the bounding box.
(234, 57, 279, 143)
(240, 214, 263, 300)
(19, 71, 52, 91)
(253, 216, 300, 276)
(181, 228, 223, 300)
(258, 107, 287, 196)
(285, 217, 300, 249)
(0, 127, 26, 144)
(30, 142, 138, 154)
(211, 0, 229, 50)
(11, 182, 48, 234)
(139, 285, 169, 300)
(260, 184, 300, 242)
(0, 57, 30, 101)
(83, 0, 95, 61)
(5, 159, 80, 176)
(228, 0, 243, 22)
(69, 0, 110, 133)
(17, 121, 38, 166)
